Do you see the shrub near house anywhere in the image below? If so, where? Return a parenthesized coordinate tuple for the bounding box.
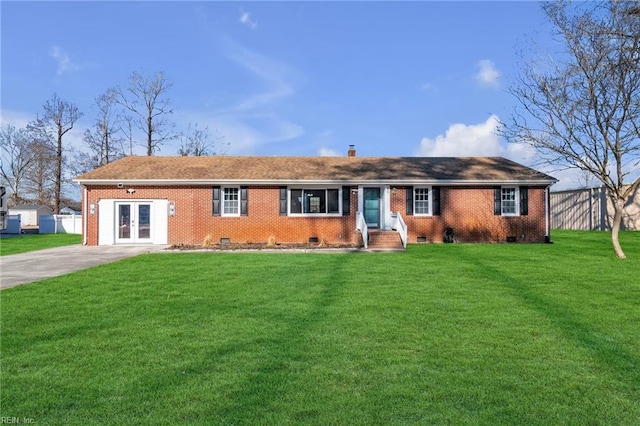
(74, 147, 556, 247)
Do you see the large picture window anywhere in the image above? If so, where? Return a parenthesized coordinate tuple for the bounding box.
(290, 188, 340, 215)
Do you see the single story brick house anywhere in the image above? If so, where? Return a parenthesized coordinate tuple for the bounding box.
(74, 148, 557, 248)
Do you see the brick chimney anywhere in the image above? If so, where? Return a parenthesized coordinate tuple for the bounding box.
(347, 145, 356, 157)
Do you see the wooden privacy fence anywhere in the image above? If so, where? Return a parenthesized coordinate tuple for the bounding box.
(550, 186, 639, 231)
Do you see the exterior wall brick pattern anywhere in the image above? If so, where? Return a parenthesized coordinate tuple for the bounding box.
(83, 185, 549, 246)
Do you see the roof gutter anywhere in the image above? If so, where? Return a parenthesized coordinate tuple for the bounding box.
(74, 178, 558, 187)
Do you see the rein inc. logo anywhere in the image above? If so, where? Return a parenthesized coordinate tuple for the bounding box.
(1, 418, 34, 424)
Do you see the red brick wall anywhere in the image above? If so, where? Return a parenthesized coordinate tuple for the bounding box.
(83, 185, 360, 246)
(392, 186, 548, 243)
(82, 184, 548, 246)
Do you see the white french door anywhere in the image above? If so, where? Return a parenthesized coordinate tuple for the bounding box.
(115, 201, 152, 244)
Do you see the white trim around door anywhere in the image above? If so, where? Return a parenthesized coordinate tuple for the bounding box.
(98, 199, 168, 245)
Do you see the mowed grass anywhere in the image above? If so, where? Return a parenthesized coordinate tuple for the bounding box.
(0, 234, 81, 256)
(1, 230, 639, 424)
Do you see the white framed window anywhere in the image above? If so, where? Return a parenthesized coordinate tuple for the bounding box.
(414, 187, 431, 215)
(223, 187, 240, 216)
(289, 188, 341, 215)
(501, 187, 518, 216)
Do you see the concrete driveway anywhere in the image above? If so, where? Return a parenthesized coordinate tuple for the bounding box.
(0, 244, 167, 290)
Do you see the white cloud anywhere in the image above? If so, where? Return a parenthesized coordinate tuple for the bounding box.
(419, 82, 437, 92)
(475, 59, 500, 88)
(50, 45, 79, 75)
(171, 110, 303, 155)
(197, 40, 304, 153)
(0, 109, 33, 128)
(416, 115, 504, 157)
(312, 129, 339, 157)
(319, 129, 333, 138)
(414, 115, 594, 189)
(319, 148, 340, 157)
(239, 10, 257, 29)
(224, 41, 298, 112)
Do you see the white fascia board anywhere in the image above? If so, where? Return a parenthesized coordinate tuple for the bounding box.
(74, 178, 557, 186)
(349, 179, 558, 186)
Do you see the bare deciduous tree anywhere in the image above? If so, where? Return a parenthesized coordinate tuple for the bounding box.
(23, 126, 56, 206)
(122, 116, 136, 156)
(77, 88, 125, 173)
(577, 169, 597, 189)
(117, 70, 175, 156)
(0, 124, 34, 205)
(28, 94, 82, 213)
(177, 123, 228, 156)
(503, 0, 640, 259)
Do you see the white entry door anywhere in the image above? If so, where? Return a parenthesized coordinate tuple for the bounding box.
(115, 202, 152, 244)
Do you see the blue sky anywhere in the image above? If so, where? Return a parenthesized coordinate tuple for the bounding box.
(2, 1, 577, 185)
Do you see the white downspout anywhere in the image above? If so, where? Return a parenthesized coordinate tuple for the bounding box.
(545, 186, 550, 242)
(83, 186, 88, 245)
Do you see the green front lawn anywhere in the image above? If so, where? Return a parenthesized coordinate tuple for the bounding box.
(0, 234, 81, 256)
(1, 230, 639, 424)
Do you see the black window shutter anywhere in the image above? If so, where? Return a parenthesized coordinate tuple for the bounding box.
(406, 186, 414, 216)
(279, 187, 287, 215)
(433, 186, 441, 216)
(240, 186, 248, 216)
(494, 187, 502, 215)
(520, 186, 528, 216)
(212, 186, 221, 216)
(342, 186, 351, 216)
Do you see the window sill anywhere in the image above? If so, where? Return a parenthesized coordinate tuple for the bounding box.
(288, 213, 343, 217)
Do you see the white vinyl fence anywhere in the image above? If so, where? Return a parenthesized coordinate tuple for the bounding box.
(39, 215, 83, 234)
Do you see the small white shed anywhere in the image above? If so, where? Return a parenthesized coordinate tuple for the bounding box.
(8, 205, 54, 228)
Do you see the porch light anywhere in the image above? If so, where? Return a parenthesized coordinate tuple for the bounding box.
(168, 201, 176, 216)
(89, 203, 96, 215)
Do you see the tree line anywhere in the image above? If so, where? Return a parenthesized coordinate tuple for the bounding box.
(0, 70, 228, 213)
